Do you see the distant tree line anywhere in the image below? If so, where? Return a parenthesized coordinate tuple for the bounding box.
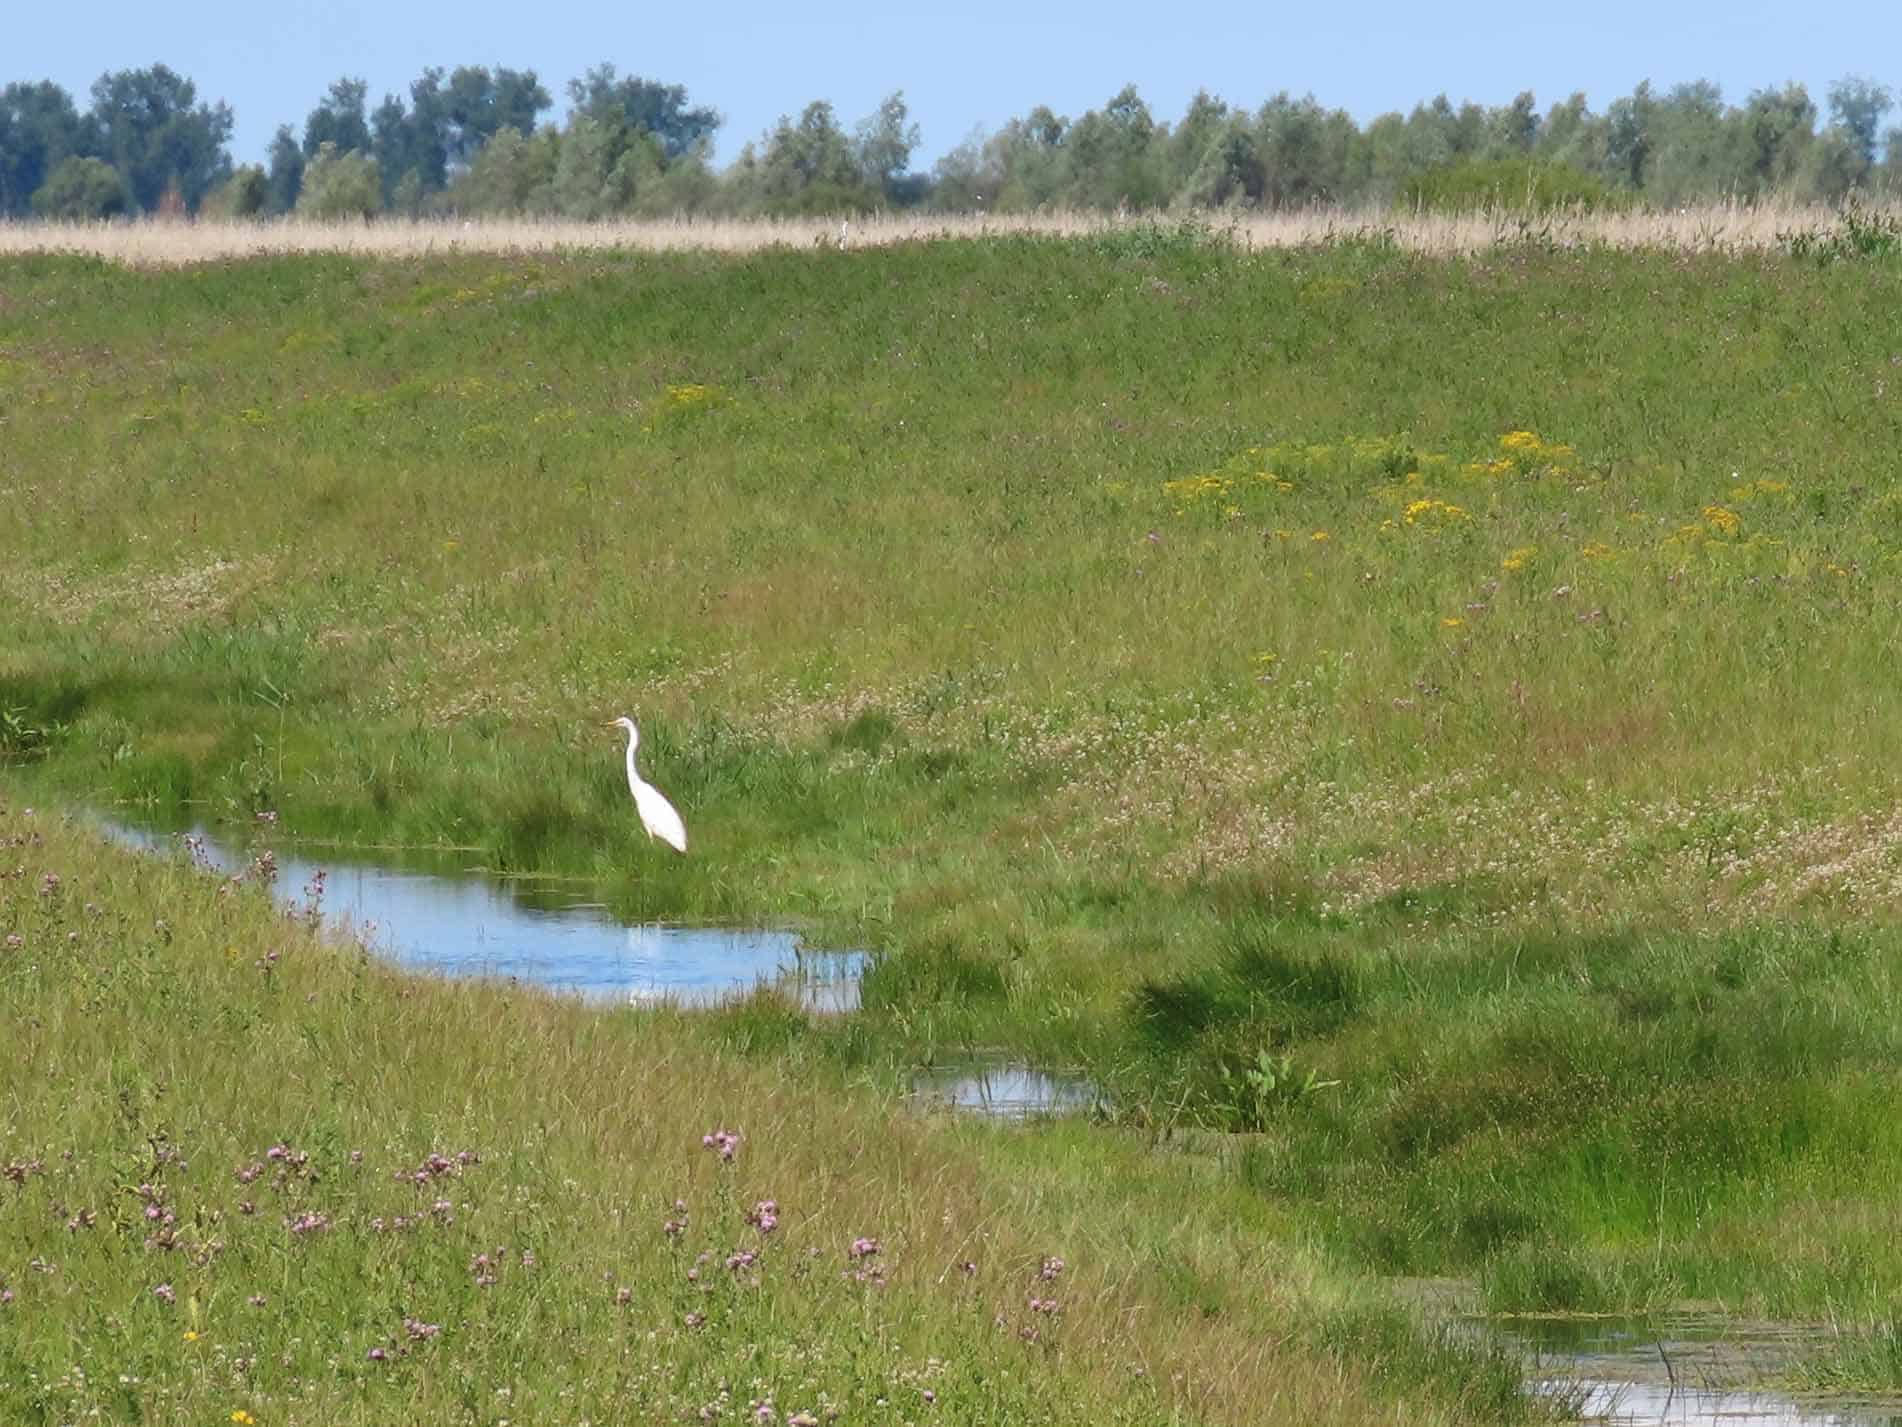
(3, 64, 1899, 221)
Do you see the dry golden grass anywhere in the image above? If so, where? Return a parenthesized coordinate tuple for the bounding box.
(0, 199, 1880, 266)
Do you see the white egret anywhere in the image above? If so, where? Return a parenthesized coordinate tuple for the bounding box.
(606, 716, 688, 854)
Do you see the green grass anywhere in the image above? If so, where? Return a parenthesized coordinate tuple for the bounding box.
(0, 806, 1535, 1426)
(7, 230, 1902, 1401)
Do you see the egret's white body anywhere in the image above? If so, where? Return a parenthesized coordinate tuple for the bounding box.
(607, 716, 687, 854)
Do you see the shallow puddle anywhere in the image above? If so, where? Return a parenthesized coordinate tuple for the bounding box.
(909, 1062, 1103, 1118)
(97, 819, 864, 1010)
(1493, 1313, 1902, 1426)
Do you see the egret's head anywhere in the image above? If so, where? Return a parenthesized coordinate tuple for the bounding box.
(604, 715, 638, 742)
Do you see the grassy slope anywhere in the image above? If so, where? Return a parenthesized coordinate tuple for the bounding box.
(6, 233, 1902, 1356)
(0, 806, 1532, 1426)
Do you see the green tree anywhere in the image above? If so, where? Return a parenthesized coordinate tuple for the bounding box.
(83, 64, 233, 212)
(744, 100, 873, 214)
(266, 124, 305, 213)
(449, 124, 559, 214)
(566, 65, 719, 160)
(202, 164, 267, 217)
(30, 155, 128, 218)
(550, 115, 647, 217)
(981, 106, 1070, 210)
(1535, 92, 1609, 177)
(1182, 119, 1264, 207)
(303, 78, 372, 158)
(1255, 92, 1353, 205)
(1738, 83, 1816, 198)
(854, 91, 920, 202)
(296, 141, 381, 218)
(1644, 81, 1732, 204)
(1488, 91, 1540, 155)
(0, 81, 83, 217)
(1604, 81, 1658, 189)
(1827, 76, 1893, 182)
(1163, 90, 1234, 197)
(927, 130, 997, 210)
(1065, 85, 1165, 209)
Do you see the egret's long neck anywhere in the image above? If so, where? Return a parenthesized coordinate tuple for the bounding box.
(623, 727, 641, 782)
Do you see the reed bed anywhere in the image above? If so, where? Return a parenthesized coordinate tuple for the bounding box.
(0, 198, 1882, 266)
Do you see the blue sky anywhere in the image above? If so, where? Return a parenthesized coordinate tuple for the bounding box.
(11, 0, 1899, 168)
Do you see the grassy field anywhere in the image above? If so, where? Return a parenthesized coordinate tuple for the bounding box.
(1, 805, 1539, 1426)
(6, 221, 1902, 1411)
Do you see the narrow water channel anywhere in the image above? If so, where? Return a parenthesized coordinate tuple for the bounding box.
(97, 819, 864, 1010)
(1497, 1313, 1902, 1426)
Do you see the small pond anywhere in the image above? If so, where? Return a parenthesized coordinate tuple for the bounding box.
(96, 818, 864, 1011)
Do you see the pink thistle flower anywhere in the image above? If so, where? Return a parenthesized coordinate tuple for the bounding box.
(403, 1318, 441, 1341)
(848, 1236, 880, 1259)
(366, 1346, 387, 1362)
(152, 1283, 175, 1304)
(683, 1310, 706, 1329)
(746, 1200, 779, 1233)
(1038, 1255, 1065, 1281)
(701, 1129, 741, 1161)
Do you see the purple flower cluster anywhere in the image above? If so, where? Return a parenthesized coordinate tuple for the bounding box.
(745, 1199, 779, 1234)
(398, 1150, 479, 1186)
(403, 1317, 442, 1341)
(701, 1129, 741, 1162)
(285, 1211, 331, 1236)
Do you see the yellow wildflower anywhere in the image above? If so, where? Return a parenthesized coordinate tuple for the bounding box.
(232, 1413, 256, 1425)
(1310, 530, 1330, 543)
(1580, 542, 1617, 560)
(1442, 616, 1464, 628)
(1403, 497, 1468, 526)
(183, 1330, 201, 1342)
(1701, 504, 1741, 536)
(1501, 546, 1537, 573)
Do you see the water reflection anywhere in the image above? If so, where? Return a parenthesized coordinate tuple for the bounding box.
(910, 1063, 1102, 1118)
(97, 819, 863, 1010)
(1494, 1314, 1902, 1427)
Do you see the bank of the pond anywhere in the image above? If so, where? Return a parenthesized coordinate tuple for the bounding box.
(0, 801, 1543, 1427)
